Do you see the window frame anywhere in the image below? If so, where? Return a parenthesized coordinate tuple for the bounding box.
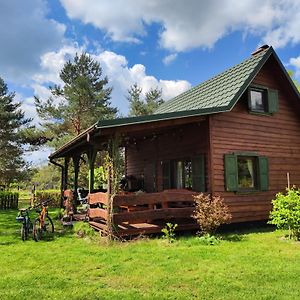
(248, 85, 279, 115)
(224, 152, 269, 193)
(248, 87, 267, 113)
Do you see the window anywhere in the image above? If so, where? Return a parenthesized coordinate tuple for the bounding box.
(249, 89, 266, 112)
(248, 86, 278, 114)
(171, 160, 192, 189)
(224, 153, 268, 192)
(162, 155, 205, 192)
(237, 156, 257, 189)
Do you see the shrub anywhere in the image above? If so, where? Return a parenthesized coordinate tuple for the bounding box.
(73, 221, 95, 238)
(269, 187, 300, 240)
(193, 193, 231, 235)
(35, 190, 61, 208)
(197, 233, 220, 246)
(161, 222, 178, 243)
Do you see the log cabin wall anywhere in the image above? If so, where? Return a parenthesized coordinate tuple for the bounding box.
(210, 56, 300, 222)
(126, 120, 210, 192)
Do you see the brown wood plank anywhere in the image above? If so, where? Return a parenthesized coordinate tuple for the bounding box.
(113, 207, 194, 224)
(88, 208, 108, 220)
(88, 192, 109, 205)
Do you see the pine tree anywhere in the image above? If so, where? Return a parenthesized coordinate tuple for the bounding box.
(35, 53, 117, 148)
(0, 77, 31, 185)
(127, 83, 164, 116)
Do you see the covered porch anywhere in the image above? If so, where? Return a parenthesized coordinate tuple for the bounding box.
(49, 113, 209, 236)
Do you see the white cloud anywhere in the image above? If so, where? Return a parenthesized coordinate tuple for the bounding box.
(60, 0, 300, 51)
(163, 53, 178, 65)
(92, 51, 191, 113)
(33, 46, 191, 114)
(0, 0, 65, 82)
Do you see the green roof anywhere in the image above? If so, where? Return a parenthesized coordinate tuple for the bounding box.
(155, 47, 272, 115)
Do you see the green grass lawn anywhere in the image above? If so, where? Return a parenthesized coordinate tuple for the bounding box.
(0, 209, 299, 300)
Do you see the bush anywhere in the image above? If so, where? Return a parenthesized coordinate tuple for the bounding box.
(35, 190, 61, 208)
(269, 187, 300, 240)
(73, 221, 95, 238)
(193, 193, 231, 235)
(197, 234, 220, 246)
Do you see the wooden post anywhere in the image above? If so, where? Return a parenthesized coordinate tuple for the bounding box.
(73, 156, 80, 211)
(287, 172, 290, 189)
(87, 147, 97, 193)
(61, 157, 70, 207)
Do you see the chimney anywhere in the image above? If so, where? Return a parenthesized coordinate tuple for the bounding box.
(251, 45, 269, 56)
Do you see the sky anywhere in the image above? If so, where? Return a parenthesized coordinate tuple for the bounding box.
(1, 0, 300, 165)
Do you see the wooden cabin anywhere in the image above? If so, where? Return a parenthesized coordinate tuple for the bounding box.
(49, 45, 300, 236)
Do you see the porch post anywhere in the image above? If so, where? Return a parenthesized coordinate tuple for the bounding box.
(61, 157, 70, 207)
(73, 155, 80, 208)
(87, 147, 97, 193)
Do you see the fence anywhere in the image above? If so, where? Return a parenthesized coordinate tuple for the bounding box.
(0, 192, 19, 209)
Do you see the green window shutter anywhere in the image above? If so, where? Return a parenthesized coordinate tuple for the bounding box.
(224, 154, 238, 192)
(192, 155, 205, 192)
(258, 156, 269, 191)
(267, 89, 278, 114)
(162, 161, 171, 190)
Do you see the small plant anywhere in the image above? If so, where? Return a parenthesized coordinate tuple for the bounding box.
(269, 187, 300, 240)
(193, 193, 231, 235)
(73, 221, 95, 239)
(161, 222, 178, 243)
(197, 233, 220, 246)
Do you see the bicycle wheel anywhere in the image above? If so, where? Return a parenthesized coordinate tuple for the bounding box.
(33, 218, 42, 242)
(43, 215, 54, 237)
(21, 223, 27, 241)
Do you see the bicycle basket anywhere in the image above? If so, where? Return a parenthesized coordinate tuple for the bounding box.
(16, 216, 25, 222)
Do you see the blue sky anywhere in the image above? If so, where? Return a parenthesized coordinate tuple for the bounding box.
(1, 0, 300, 165)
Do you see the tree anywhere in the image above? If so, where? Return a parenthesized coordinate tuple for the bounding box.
(35, 53, 117, 148)
(288, 70, 300, 92)
(127, 83, 164, 116)
(0, 77, 32, 185)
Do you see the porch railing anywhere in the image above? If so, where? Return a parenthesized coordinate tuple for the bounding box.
(88, 190, 199, 236)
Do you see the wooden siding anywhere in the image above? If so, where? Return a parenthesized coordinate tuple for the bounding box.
(210, 56, 300, 222)
(126, 121, 210, 192)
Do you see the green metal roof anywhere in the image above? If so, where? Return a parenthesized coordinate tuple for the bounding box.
(155, 47, 272, 115)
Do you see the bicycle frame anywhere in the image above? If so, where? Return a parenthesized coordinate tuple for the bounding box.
(36, 202, 48, 229)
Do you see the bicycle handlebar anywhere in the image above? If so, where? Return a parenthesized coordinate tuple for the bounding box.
(33, 199, 52, 209)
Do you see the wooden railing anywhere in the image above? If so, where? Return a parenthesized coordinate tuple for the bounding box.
(87, 190, 199, 236)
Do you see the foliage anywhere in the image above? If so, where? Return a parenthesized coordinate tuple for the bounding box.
(31, 164, 61, 190)
(73, 221, 96, 238)
(193, 193, 232, 235)
(35, 52, 117, 149)
(127, 83, 164, 116)
(197, 233, 220, 245)
(288, 70, 300, 92)
(161, 222, 178, 243)
(94, 166, 108, 189)
(35, 190, 61, 208)
(269, 187, 300, 240)
(1, 208, 300, 299)
(0, 77, 32, 185)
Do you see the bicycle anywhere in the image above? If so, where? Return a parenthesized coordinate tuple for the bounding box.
(16, 207, 33, 241)
(33, 200, 54, 241)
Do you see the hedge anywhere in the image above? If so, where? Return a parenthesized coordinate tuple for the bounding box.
(35, 190, 61, 208)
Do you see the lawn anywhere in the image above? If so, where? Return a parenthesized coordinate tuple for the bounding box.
(0, 209, 299, 300)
